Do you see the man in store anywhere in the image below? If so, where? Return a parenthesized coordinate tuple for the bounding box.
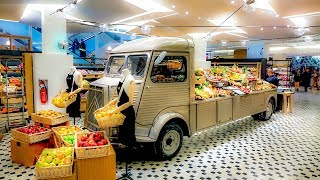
(79, 39, 86, 58)
(301, 67, 312, 92)
(266, 69, 279, 87)
(266, 69, 281, 111)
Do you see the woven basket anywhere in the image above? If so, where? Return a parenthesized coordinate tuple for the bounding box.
(52, 94, 77, 108)
(52, 126, 82, 147)
(31, 113, 69, 126)
(94, 107, 126, 129)
(11, 127, 52, 144)
(75, 131, 110, 159)
(35, 148, 74, 179)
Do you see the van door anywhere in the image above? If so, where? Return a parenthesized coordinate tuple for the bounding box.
(135, 52, 190, 127)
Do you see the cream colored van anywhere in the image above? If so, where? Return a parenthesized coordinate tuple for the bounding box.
(85, 37, 277, 159)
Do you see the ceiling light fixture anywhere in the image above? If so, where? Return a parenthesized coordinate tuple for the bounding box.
(221, 40, 228, 47)
(185, 11, 189, 15)
(303, 36, 313, 43)
(99, 24, 109, 32)
(231, 0, 235, 4)
(273, 26, 276, 29)
(260, 27, 263, 30)
(140, 25, 152, 35)
(286, 25, 290, 28)
(294, 27, 305, 36)
(198, 17, 201, 20)
(172, 5, 175, 8)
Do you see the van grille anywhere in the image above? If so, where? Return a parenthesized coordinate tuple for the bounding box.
(85, 85, 104, 131)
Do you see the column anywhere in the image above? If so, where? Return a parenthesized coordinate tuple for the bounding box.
(41, 9, 67, 54)
(33, 7, 72, 112)
(189, 34, 211, 69)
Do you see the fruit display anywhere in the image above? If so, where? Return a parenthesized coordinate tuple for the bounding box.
(12, 125, 52, 144)
(17, 125, 49, 134)
(195, 66, 275, 100)
(62, 134, 76, 145)
(36, 147, 73, 168)
(35, 110, 64, 118)
(52, 91, 77, 108)
(77, 132, 108, 147)
(54, 126, 81, 135)
(94, 104, 126, 128)
(75, 131, 110, 159)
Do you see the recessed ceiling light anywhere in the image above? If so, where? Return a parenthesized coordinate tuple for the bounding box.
(286, 25, 290, 28)
(198, 17, 201, 20)
(260, 28, 264, 30)
(231, 0, 235, 4)
(276, 14, 279, 17)
(185, 11, 189, 15)
(273, 26, 276, 29)
(172, 5, 175, 8)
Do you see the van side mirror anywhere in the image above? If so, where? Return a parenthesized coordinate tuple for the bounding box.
(154, 51, 167, 65)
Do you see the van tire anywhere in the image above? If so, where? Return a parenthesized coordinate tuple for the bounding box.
(252, 99, 274, 121)
(154, 122, 183, 160)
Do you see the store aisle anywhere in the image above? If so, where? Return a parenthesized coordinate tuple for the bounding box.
(1, 92, 320, 179)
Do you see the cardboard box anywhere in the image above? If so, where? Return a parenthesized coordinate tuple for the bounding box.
(76, 146, 116, 180)
(11, 138, 49, 167)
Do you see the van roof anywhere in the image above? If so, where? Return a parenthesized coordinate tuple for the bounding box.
(111, 37, 193, 54)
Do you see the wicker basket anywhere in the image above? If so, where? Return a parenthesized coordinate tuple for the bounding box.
(31, 113, 69, 126)
(52, 94, 77, 108)
(35, 148, 74, 179)
(11, 127, 52, 144)
(75, 131, 110, 159)
(52, 126, 82, 148)
(94, 107, 126, 129)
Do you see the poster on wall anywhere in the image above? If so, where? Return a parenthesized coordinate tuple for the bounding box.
(39, 80, 48, 105)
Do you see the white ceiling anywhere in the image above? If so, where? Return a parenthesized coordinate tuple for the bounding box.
(1, 0, 320, 47)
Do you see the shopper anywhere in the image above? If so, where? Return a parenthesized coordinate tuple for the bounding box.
(266, 69, 279, 86)
(301, 68, 311, 92)
(311, 69, 319, 90)
(293, 69, 301, 91)
(79, 39, 86, 58)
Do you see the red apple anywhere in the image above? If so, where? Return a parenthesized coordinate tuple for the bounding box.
(101, 139, 107, 145)
(97, 141, 104, 146)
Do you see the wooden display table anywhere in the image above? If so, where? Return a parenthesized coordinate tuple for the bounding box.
(76, 145, 116, 180)
(278, 92, 294, 115)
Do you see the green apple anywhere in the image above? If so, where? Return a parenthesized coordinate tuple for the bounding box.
(47, 151, 57, 158)
(36, 162, 44, 168)
(52, 158, 61, 165)
(45, 156, 53, 163)
(41, 149, 50, 156)
(43, 162, 50, 167)
(49, 162, 56, 167)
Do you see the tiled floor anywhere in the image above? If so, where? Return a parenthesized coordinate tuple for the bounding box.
(1, 90, 320, 179)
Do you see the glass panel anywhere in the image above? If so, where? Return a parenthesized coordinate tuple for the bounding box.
(106, 56, 125, 75)
(151, 56, 187, 83)
(127, 55, 148, 78)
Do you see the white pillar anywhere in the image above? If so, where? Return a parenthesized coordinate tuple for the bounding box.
(189, 34, 211, 69)
(32, 7, 72, 112)
(41, 9, 67, 54)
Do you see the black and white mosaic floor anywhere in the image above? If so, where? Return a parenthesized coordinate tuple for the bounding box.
(1, 91, 320, 179)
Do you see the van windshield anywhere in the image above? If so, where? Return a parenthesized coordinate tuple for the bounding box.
(106, 54, 148, 78)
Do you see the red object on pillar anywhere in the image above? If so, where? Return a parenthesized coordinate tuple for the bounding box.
(39, 80, 48, 104)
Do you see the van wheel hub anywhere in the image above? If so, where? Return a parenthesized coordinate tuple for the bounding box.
(162, 130, 180, 155)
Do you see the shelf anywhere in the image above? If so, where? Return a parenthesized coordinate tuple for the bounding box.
(82, 74, 103, 79)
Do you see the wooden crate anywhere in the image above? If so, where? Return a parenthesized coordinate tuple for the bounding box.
(76, 146, 116, 180)
(11, 138, 49, 167)
(35, 121, 70, 129)
(31, 113, 69, 126)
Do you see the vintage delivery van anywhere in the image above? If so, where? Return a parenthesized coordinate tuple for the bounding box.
(85, 37, 277, 159)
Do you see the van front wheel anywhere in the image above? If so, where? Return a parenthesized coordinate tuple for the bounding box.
(154, 123, 183, 160)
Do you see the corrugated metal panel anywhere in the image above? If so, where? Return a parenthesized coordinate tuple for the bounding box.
(233, 95, 251, 120)
(196, 101, 216, 130)
(136, 83, 189, 125)
(250, 93, 265, 114)
(217, 99, 233, 123)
